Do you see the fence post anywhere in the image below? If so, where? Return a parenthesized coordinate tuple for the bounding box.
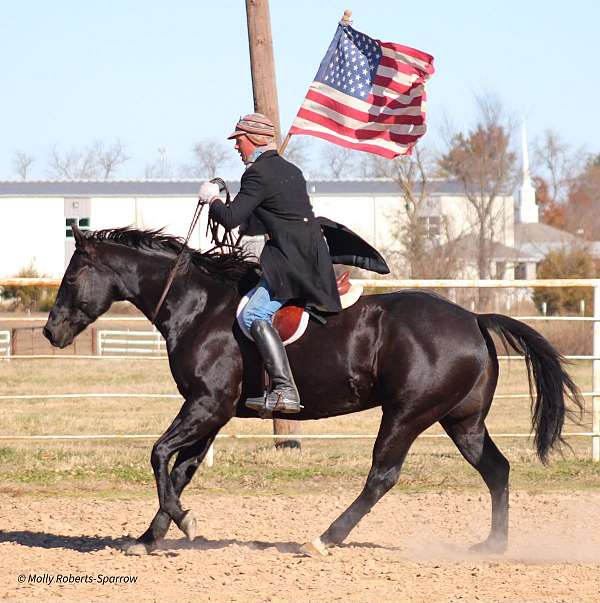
(204, 443, 214, 468)
(593, 285, 600, 462)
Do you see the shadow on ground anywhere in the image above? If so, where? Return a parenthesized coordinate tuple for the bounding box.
(0, 530, 404, 556)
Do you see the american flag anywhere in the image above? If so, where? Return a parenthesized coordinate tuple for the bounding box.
(290, 24, 434, 158)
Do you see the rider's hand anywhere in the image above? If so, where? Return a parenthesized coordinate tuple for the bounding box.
(198, 181, 220, 204)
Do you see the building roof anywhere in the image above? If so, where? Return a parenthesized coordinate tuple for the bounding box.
(0, 178, 474, 197)
(514, 222, 585, 261)
(515, 222, 578, 246)
(444, 234, 525, 262)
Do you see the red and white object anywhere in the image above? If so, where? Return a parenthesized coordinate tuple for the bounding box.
(290, 23, 434, 158)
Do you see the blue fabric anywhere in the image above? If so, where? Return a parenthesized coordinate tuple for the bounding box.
(240, 279, 286, 331)
(245, 145, 272, 166)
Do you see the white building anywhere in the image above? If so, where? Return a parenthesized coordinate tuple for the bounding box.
(0, 178, 510, 278)
(0, 168, 594, 281)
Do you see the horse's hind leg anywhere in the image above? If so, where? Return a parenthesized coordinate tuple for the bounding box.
(126, 430, 218, 555)
(308, 410, 418, 555)
(440, 413, 510, 553)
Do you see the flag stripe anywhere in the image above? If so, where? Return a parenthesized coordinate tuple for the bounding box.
(305, 88, 423, 123)
(379, 55, 424, 77)
(300, 95, 423, 131)
(375, 65, 420, 88)
(292, 117, 411, 151)
(290, 129, 401, 159)
(380, 51, 432, 77)
(380, 41, 435, 67)
(374, 74, 418, 96)
(309, 82, 423, 115)
(290, 123, 408, 158)
(368, 85, 426, 108)
(296, 107, 425, 143)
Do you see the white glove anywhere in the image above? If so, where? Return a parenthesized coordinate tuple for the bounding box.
(198, 181, 220, 203)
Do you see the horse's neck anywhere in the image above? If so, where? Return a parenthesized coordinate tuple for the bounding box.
(105, 248, 229, 339)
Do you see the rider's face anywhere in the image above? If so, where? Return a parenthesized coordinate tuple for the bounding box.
(234, 134, 256, 163)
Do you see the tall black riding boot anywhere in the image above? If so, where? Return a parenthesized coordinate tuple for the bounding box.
(247, 319, 302, 414)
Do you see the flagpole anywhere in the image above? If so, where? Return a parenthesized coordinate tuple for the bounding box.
(278, 132, 292, 156)
(279, 9, 352, 157)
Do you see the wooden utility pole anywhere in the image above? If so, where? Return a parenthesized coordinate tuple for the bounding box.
(245, 0, 282, 145)
(244, 0, 300, 449)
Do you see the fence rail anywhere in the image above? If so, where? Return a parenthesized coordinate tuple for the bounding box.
(0, 330, 10, 358)
(97, 329, 166, 356)
(1, 277, 599, 462)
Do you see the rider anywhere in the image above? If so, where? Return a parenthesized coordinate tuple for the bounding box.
(198, 113, 342, 414)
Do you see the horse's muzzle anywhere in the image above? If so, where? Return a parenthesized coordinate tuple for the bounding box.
(43, 324, 56, 346)
(43, 323, 72, 349)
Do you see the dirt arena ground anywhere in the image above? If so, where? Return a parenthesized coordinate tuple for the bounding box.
(1, 490, 599, 603)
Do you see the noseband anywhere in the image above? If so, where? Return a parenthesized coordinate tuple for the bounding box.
(151, 178, 240, 324)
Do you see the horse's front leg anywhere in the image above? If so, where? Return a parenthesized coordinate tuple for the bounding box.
(126, 430, 219, 555)
(143, 398, 230, 544)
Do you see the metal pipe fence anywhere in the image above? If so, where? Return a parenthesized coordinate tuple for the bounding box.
(1, 278, 599, 461)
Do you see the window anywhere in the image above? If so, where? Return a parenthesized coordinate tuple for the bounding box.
(514, 262, 527, 280)
(418, 215, 442, 240)
(65, 217, 90, 238)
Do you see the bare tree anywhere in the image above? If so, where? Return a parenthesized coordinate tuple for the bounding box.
(145, 147, 173, 179)
(533, 129, 586, 204)
(438, 94, 517, 279)
(319, 144, 357, 178)
(361, 147, 461, 278)
(49, 145, 100, 179)
(564, 156, 600, 240)
(12, 151, 34, 180)
(181, 139, 231, 178)
(48, 140, 130, 179)
(95, 139, 130, 179)
(283, 138, 313, 174)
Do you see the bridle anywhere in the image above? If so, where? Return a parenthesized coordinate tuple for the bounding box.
(151, 178, 240, 324)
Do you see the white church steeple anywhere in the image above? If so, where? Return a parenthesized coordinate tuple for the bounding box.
(518, 120, 539, 223)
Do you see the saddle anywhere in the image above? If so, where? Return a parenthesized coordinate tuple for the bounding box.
(236, 271, 363, 345)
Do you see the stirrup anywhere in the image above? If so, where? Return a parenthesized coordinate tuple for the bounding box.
(245, 393, 266, 411)
(265, 390, 303, 414)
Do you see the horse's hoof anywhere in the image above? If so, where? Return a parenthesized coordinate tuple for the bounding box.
(124, 542, 150, 556)
(300, 537, 330, 558)
(180, 510, 197, 541)
(469, 538, 507, 555)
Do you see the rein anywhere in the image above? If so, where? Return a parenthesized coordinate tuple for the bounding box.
(151, 178, 237, 324)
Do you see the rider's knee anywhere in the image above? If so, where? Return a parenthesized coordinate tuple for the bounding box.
(240, 305, 259, 331)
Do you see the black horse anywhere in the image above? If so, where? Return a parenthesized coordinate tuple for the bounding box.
(43, 225, 582, 557)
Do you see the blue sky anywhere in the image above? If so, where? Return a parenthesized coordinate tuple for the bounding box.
(1, 1, 598, 180)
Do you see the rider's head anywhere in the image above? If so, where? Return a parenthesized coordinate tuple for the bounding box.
(228, 113, 276, 163)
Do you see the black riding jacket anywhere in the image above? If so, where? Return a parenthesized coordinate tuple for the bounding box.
(209, 151, 342, 312)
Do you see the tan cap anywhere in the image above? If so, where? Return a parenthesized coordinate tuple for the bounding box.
(228, 113, 276, 144)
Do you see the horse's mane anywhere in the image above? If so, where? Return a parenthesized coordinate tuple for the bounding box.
(87, 226, 258, 283)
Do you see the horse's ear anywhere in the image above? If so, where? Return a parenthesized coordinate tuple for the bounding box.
(72, 224, 87, 250)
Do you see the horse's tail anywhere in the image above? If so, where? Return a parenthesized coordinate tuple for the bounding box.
(477, 313, 584, 464)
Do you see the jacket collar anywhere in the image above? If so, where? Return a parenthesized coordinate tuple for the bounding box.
(253, 149, 278, 164)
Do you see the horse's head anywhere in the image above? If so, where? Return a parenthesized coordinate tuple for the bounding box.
(44, 225, 123, 348)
